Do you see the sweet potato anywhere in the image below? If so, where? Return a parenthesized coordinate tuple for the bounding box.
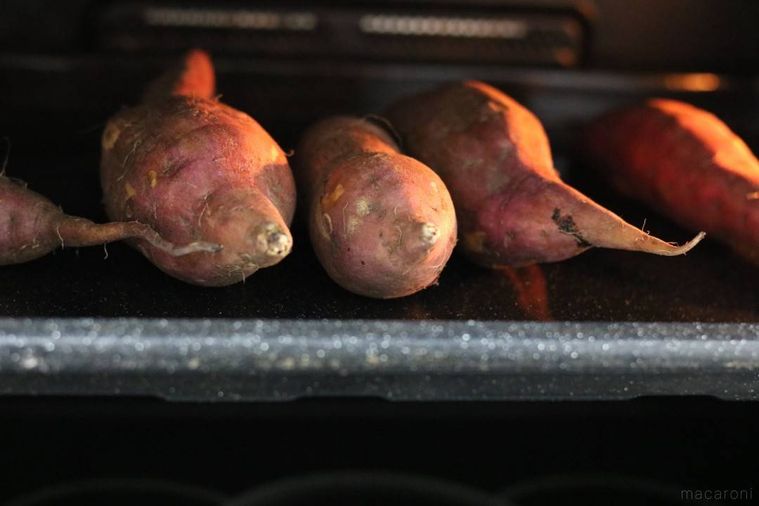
(584, 99, 759, 264)
(0, 174, 218, 265)
(386, 81, 703, 267)
(295, 116, 457, 298)
(100, 50, 296, 286)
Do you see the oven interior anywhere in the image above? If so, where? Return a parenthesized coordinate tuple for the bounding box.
(1, 0, 757, 322)
(0, 0, 758, 504)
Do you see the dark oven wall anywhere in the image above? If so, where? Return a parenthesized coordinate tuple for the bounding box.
(0, 0, 756, 153)
(0, 0, 758, 72)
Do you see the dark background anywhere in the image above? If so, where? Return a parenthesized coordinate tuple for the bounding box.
(2, 397, 759, 505)
(0, 1, 758, 504)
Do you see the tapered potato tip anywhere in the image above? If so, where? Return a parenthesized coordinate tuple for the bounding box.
(143, 49, 216, 102)
(633, 231, 706, 256)
(550, 182, 706, 258)
(1, 174, 221, 265)
(56, 217, 223, 256)
(579, 212, 706, 256)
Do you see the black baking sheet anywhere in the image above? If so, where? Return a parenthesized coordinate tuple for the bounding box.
(1, 150, 756, 323)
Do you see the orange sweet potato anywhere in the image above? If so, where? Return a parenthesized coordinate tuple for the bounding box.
(100, 50, 296, 286)
(584, 99, 759, 263)
(386, 81, 703, 267)
(296, 116, 456, 298)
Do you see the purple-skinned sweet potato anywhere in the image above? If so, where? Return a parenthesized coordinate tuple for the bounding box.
(386, 81, 704, 267)
(296, 116, 457, 298)
(1, 174, 218, 265)
(100, 50, 296, 286)
(584, 99, 759, 264)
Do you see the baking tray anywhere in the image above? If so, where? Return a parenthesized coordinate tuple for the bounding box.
(0, 55, 757, 401)
(1, 318, 759, 401)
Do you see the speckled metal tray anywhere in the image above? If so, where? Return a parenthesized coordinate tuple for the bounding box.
(1, 319, 758, 401)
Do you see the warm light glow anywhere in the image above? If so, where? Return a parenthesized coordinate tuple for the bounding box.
(497, 265, 552, 321)
(358, 14, 528, 39)
(663, 73, 722, 92)
(553, 48, 577, 67)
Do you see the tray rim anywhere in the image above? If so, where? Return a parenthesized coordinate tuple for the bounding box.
(0, 317, 758, 402)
